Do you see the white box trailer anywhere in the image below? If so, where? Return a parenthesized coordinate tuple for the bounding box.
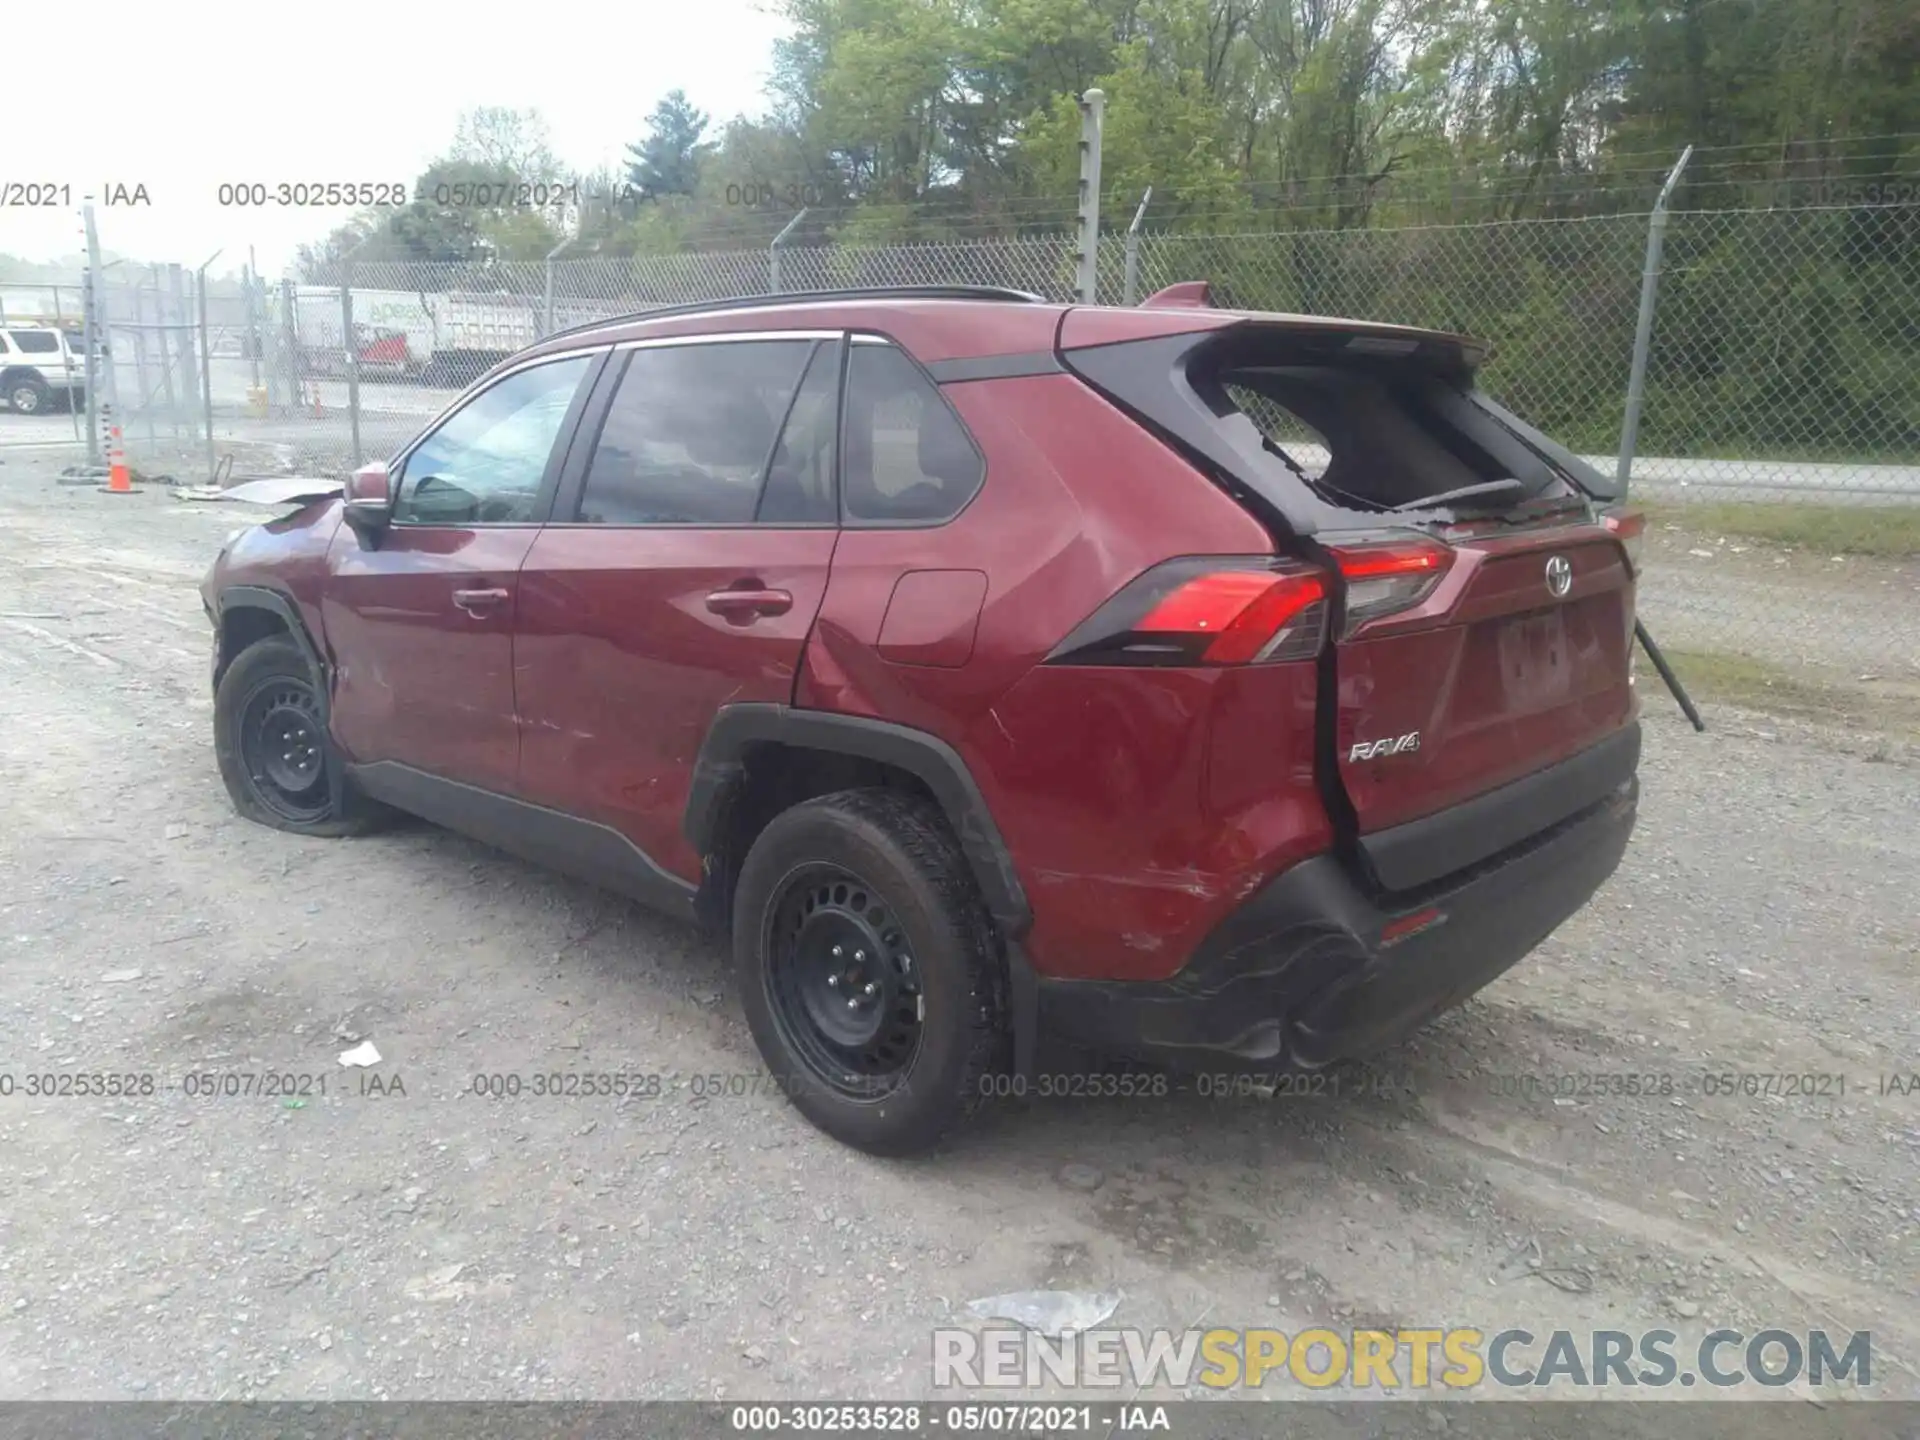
(288, 286, 555, 386)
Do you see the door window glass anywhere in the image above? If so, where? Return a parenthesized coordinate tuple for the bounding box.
(392, 355, 593, 525)
(575, 340, 813, 525)
(756, 342, 840, 524)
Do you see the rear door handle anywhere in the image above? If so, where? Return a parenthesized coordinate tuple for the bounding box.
(705, 587, 793, 619)
(452, 586, 510, 616)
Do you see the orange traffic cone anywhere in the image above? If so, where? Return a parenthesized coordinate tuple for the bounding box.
(98, 423, 140, 494)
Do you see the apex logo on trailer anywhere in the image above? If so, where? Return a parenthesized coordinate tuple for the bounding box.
(1350, 731, 1422, 762)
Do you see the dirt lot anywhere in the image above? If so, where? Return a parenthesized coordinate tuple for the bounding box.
(1, 448, 1916, 1408)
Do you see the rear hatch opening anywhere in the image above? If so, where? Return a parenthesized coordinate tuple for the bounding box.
(1061, 314, 1641, 893)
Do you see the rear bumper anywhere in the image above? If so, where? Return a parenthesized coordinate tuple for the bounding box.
(1037, 767, 1637, 1068)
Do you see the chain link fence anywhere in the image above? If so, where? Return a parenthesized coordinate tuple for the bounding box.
(57, 203, 1919, 714)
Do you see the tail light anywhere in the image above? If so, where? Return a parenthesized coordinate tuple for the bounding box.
(1322, 533, 1454, 636)
(1601, 507, 1646, 576)
(1046, 557, 1329, 667)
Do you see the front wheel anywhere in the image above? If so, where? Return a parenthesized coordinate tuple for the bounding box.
(732, 789, 1009, 1155)
(213, 634, 387, 837)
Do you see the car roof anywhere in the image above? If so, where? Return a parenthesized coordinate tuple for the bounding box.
(513, 285, 1480, 369)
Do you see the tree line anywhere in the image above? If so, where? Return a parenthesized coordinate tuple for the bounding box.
(301, 0, 1918, 270)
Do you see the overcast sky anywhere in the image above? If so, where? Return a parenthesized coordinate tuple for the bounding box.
(6, 0, 790, 279)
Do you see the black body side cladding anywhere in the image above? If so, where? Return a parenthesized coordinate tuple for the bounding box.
(349, 762, 698, 920)
(686, 704, 1031, 941)
(214, 585, 326, 693)
(1358, 722, 1641, 892)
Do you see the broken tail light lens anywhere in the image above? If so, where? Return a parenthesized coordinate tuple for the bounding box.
(1322, 533, 1454, 636)
(1046, 557, 1330, 667)
(1601, 507, 1646, 576)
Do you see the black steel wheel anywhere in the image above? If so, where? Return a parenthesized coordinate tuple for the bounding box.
(237, 675, 331, 823)
(733, 789, 1009, 1156)
(213, 633, 388, 837)
(764, 863, 925, 1098)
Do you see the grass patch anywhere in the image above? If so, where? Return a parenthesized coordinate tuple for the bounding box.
(1638, 501, 1920, 558)
(1665, 648, 1920, 736)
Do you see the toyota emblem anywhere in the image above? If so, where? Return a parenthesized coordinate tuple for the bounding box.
(1544, 555, 1573, 597)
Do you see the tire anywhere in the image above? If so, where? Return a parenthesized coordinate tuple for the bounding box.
(213, 635, 387, 837)
(732, 789, 1009, 1156)
(6, 374, 50, 415)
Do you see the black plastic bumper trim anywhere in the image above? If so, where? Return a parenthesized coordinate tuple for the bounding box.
(1037, 777, 1636, 1068)
(1358, 722, 1641, 892)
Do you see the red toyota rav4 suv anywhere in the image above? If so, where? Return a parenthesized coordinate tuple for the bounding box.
(202, 283, 1645, 1155)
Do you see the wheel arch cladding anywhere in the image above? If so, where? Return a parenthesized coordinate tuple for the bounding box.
(216, 586, 326, 696)
(685, 704, 1031, 941)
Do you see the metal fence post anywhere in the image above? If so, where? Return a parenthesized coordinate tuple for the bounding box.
(168, 264, 196, 440)
(247, 248, 264, 396)
(1074, 89, 1106, 304)
(1122, 187, 1152, 305)
(82, 205, 124, 468)
(1616, 146, 1693, 494)
(281, 278, 301, 415)
(151, 265, 181, 438)
(542, 235, 575, 336)
(57, 274, 81, 444)
(770, 208, 808, 294)
(132, 274, 156, 448)
(197, 250, 222, 483)
(341, 255, 364, 467)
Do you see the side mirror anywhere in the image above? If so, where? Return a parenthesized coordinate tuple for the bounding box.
(342, 461, 392, 539)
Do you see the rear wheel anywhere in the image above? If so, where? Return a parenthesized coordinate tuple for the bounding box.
(733, 789, 1008, 1155)
(213, 635, 386, 837)
(6, 375, 50, 415)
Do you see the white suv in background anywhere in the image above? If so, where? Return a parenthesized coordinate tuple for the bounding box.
(1, 326, 86, 415)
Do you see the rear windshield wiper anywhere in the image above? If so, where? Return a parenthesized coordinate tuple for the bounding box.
(1391, 477, 1528, 513)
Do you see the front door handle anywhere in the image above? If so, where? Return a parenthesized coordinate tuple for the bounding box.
(705, 587, 793, 620)
(452, 586, 510, 617)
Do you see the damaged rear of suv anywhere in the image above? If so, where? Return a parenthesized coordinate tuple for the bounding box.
(1033, 291, 1645, 1071)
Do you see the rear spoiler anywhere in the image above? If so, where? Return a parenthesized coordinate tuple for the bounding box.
(1140, 281, 1217, 310)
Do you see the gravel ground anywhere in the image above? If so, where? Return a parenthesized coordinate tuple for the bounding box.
(1637, 523, 1920, 682)
(1, 449, 1916, 1409)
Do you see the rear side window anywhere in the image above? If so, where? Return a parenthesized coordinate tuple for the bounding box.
(841, 342, 983, 525)
(575, 340, 813, 525)
(8, 330, 60, 354)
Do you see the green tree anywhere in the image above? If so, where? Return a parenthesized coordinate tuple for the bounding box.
(626, 90, 714, 199)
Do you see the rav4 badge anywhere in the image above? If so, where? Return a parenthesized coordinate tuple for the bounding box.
(1350, 732, 1421, 762)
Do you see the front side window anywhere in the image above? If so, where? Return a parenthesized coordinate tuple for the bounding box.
(574, 339, 815, 525)
(392, 355, 593, 525)
(841, 342, 984, 524)
(8, 330, 60, 355)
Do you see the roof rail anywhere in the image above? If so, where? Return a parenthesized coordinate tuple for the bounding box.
(537, 284, 1046, 347)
